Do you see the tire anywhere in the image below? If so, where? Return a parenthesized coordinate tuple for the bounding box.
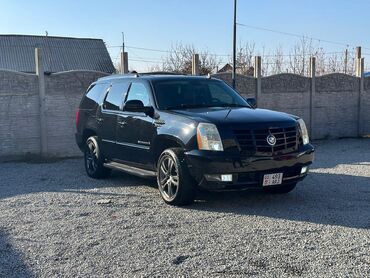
(84, 136, 111, 179)
(263, 182, 297, 194)
(157, 148, 195, 206)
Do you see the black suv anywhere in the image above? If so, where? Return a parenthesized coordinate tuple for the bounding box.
(76, 74, 314, 205)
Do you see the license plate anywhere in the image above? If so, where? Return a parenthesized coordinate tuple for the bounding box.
(263, 173, 283, 186)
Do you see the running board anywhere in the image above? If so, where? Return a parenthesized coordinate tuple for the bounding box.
(104, 161, 157, 178)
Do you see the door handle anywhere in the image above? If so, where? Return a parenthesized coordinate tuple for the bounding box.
(118, 121, 127, 127)
(96, 117, 104, 123)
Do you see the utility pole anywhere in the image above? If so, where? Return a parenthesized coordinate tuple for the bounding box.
(344, 48, 348, 74)
(232, 0, 237, 88)
(122, 32, 125, 53)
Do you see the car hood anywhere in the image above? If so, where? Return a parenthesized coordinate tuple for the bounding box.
(171, 107, 297, 128)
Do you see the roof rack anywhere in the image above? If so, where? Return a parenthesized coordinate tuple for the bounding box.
(138, 71, 184, 76)
(97, 71, 195, 82)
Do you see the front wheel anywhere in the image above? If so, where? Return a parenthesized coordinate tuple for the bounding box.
(157, 148, 195, 206)
(263, 183, 297, 194)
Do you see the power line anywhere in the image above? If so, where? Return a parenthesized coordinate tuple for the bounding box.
(107, 44, 231, 57)
(107, 43, 357, 59)
(128, 58, 165, 64)
(236, 22, 370, 51)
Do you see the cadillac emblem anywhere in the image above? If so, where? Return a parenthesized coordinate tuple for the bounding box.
(267, 134, 277, 146)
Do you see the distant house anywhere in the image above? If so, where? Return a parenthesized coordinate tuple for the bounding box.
(0, 34, 115, 74)
(218, 63, 233, 73)
(217, 63, 254, 76)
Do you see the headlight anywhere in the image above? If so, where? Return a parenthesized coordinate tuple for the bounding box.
(297, 119, 309, 145)
(197, 123, 223, 151)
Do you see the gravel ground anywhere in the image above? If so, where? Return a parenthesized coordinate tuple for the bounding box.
(0, 138, 369, 277)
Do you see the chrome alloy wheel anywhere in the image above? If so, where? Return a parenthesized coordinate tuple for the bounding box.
(158, 155, 179, 202)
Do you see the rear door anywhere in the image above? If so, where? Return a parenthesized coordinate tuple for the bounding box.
(97, 81, 129, 159)
(116, 81, 157, 168)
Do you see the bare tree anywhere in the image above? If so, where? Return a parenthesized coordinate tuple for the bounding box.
(162, 43, 220, 74)
(327, 53, 341, 73)
(146, 64, 164, 73)
(287, 37, 314, 75)
(121, 40, 358, 77)
(314, 47, 326, 75)
(234, 42, 256, 75)
(270, 45, 285, 75)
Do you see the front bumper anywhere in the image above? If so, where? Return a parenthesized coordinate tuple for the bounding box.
(184, 144, 314, 190)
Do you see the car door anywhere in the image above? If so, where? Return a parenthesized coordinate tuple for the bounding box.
(97, 81, 129, 159)
(116, 80, 157, 169)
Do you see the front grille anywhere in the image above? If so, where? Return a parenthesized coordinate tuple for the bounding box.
(234, 125, 300, 156)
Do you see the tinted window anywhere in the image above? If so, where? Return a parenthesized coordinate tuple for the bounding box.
(82, 83, 108, 109)
(126, 82, 150, 106)
(103, 82, 129, 110)
(152, 79, 249, 110)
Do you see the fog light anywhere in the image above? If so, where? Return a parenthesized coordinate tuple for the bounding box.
(221, 174, 233, 182)
(205, 174, 233, 182)
(301, 166, 308, 174)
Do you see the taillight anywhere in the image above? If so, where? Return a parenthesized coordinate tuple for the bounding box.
(75, 109, 80, 130)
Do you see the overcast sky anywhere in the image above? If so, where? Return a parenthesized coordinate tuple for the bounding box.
(1, 0, 370, 71)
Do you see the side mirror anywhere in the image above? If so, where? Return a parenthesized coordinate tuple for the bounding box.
(124, 100, 155, 117)
(246, 97, 257, 109)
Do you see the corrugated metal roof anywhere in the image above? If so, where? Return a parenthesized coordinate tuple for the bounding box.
(0, 35, 115, 74)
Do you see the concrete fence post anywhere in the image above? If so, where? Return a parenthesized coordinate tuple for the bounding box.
(254, 56, 262, 105)
(35, 48, 48, 157)
(121, 52, 128, 74)
(358, 57, 364, 136)
(355, 46, 362, 77)
(309, 57, 316, 138)
(192, 54, 200, 76)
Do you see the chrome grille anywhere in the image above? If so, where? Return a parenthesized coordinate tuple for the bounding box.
(234, 125, 299, 156)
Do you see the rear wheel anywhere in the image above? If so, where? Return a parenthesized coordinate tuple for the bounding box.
(263, 183, 297, 194)
(157, 148, 195, 206)
(84, 136, 111, 179)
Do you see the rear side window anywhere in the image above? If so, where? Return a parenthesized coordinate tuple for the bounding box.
(81, 83, 108, 109)
(103, 82, 129, 110)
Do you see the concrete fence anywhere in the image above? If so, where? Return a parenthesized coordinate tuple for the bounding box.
(213, 72, 370, 140)
(212, 53, 369, 140)
(0, 49, 108, 159)
(0, 49, 369, 159)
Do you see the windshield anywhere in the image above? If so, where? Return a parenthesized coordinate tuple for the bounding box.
(152, 79, 250, 110)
